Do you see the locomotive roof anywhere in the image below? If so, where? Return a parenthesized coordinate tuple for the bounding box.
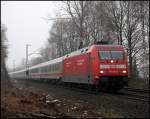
(64, 44, 124, 58)
(96, 45, 124, 50)
(93, 44, 124, 48)
(64, 46, 90, 58)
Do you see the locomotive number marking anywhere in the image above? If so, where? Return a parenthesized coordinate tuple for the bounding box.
(110, 65, 116, 68)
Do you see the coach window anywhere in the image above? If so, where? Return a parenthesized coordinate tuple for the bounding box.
(50, 66, 52, 72)
(53, 64, 55, 71)
(41, 67, 44, 72)
(48, 66, 50, 72)
(43, 67, 45, 72)
(54, 64, 56, 71)
(50, 65, 52, 72)
(56, 64, 58, 71)
(57, 64, 59, 70)
(49, 66, 51, 72)
(56, 64, 58, 70)
(46, 66, 48, 72)
(44, 67, 46, 72)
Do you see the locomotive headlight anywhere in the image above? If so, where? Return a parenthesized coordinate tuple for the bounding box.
(116, 65, 126, 68)
(100, 70, 104, 74)
(100, 65, 110, 69)
(110, 60, 114, 63)
(122, 70, 127, 73)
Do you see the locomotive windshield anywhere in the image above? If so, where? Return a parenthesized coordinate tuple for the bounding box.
(99, 51, 111, 59)
(99, 51, 123, 59)
(111, 51, 123, 59)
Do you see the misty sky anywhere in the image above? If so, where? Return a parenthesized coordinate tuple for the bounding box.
(1, 1, 64, 69)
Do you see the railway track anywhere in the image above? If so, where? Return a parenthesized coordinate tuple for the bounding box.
(61, 83, 149, 103)
(118, 92, 149, 102)
(119, 87, 149, 102)
(124, 87, 149, 93)
(13, 78, 149, 103)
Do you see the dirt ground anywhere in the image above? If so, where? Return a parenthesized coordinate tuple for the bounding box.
(1, 78, 149, 118)
(1, 79, 105, 118)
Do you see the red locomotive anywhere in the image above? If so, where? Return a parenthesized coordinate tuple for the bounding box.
(9, 43, 128, 91)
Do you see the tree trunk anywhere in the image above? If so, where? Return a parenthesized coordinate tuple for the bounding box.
(1, 59, 12, 94)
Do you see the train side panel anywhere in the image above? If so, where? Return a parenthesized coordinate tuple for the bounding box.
(63, 53, 92, 84)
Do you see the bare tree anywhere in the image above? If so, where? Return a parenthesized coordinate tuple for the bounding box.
(104, 1, 127, 45)
(40, 45, 51, 61)
(122, 1, 149, 79)
(65, 1, 92, 48)
(48, 20, 65, 57)
(30, 57, 44, 66)
(1, 24, 12, 92)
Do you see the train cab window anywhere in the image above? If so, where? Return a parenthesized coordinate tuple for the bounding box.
(99, 51, 111, 59)
(111, 51, 123, 59)
(99, 51, 124, 60)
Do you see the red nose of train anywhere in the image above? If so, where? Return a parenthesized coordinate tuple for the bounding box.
(99, 59, 128, 76)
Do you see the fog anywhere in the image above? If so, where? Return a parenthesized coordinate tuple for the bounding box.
(1, 1, 63, 69)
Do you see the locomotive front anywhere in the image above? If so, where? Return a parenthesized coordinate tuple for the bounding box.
(91, 45, 128, 91)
